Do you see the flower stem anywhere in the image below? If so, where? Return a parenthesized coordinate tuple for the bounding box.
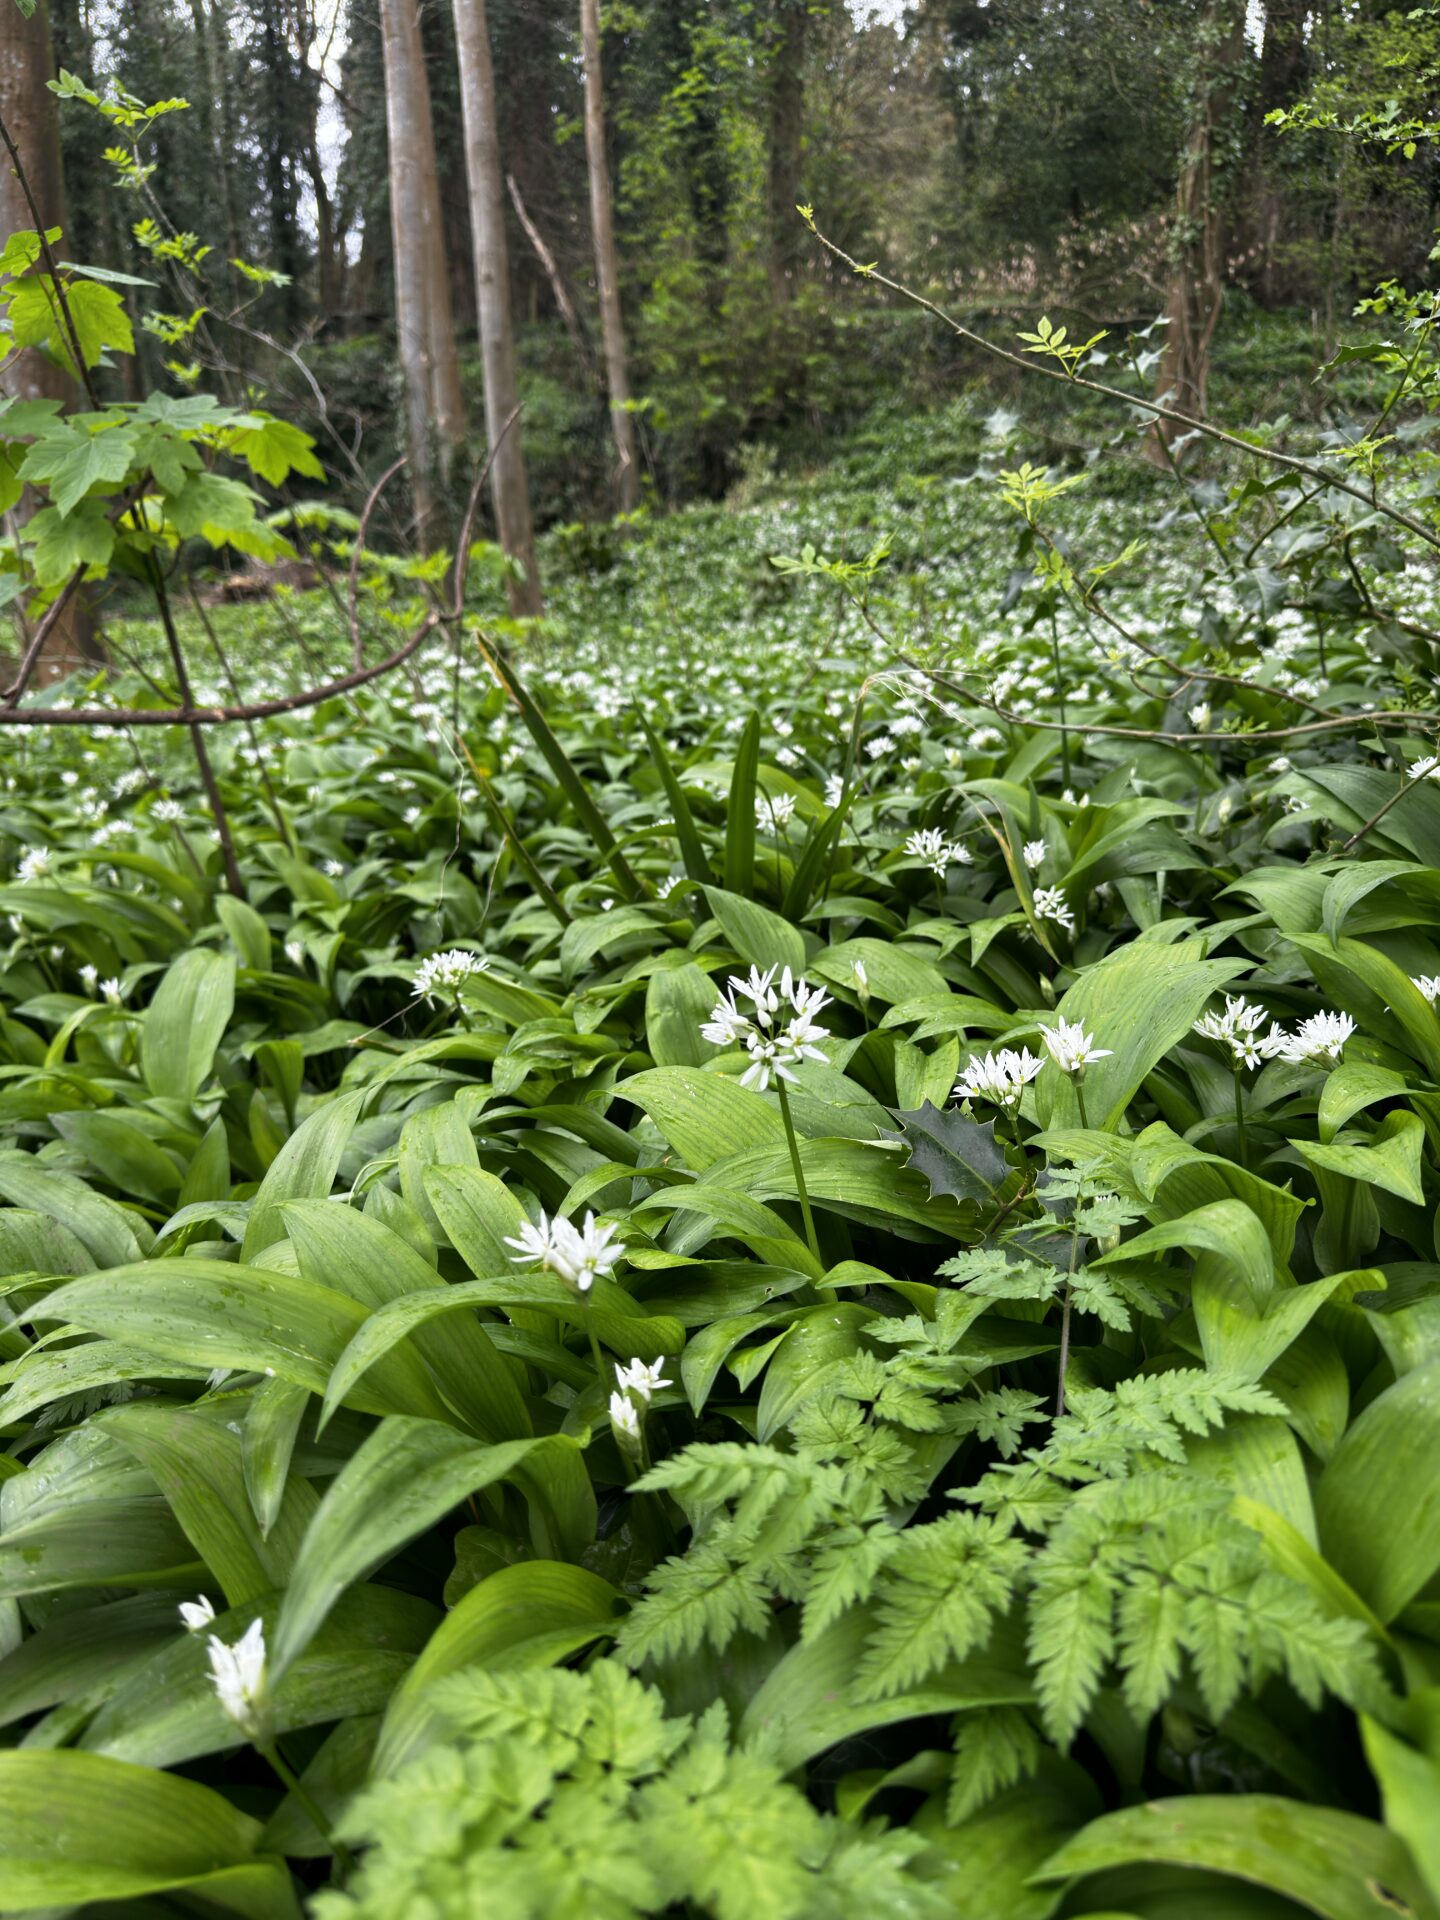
(583, 1302, 607, 1383)
(258, 1738, 357, 1878)
(1074, 1079, 1090, 1130)
(1233, 1067, 1247, 1171)
(776, 1078, 821, 1265)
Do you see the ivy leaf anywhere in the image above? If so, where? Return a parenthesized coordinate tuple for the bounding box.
(19, 420, 137, 517)
(894, 1102, 1010, 1207)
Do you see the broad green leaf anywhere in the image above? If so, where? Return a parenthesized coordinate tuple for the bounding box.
(240, 1089, 364, 1260)
(1316, 1359, 1440, 1624)
(283, 1200, 531, 1441)
(618, 1064, 786, 1167)
(372, 1560, 623, 1775)
(1034, 943, 1248, 1131)
(1035, 1795, 1437, 1920)
(270, 1417, 595, 1674)
(0, 1748, 299, 1917)
(141, 948, 236, 1102)
(243, 1375, 311, 1538)
(701, 882, 807, 976)
(36, 1257, 449, 1421)
(1297, 1110, 1427, 1205)
(724, 712, 760, 896)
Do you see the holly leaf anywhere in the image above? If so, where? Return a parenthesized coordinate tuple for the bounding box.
(19, 420, 138, 515)
(893, 1102, 1011, 1207)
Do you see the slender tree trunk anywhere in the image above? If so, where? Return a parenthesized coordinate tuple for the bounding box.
(766, 0, 807, 302)
(580, 0, 639, 515)
(452, 0, 542, 614)
(378, 0, 466, 546)
(0, 0, 103, 681)
(1149, 2, 1245, 462)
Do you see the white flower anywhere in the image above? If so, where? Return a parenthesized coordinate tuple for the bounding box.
(17, 848, 50, 883)
(505, 1209, 625, 1294)
(1193, 995, 1289, 1069)
(206, 1618, 267, 1736)
(403, 805, 423, 826)
(700, 964, 831, 1092)
(609, 1390, 641, 1442)
(905, 827, 967, 878)
(1032, 886, 1075, 934)
(853, 959, 869, 1000)
(1190, 701, 1212, 732)
(284, 939, 305, 969)
(1406, 754, 1440, 784)
(1413, 974, 1440, 1006)
(79, 963, 98, 994)
(100, 977, 124, 1006)
(1268, 756, 1292, 775)
(179, 1595, 216, 1632)
(414, 948, 490, 1001)
(1039, 1018, 1112, 1077)
(756, 792, 797, 828)
(657, 870, 687, 900)
(152, 798, 184, 823)
(954, 1047, 1044, 1112)
(824, 773, 845, 808)
(1282, 1010, 1355, 1066)
(1022, 838, 1046, 872)
(615, 1357, 671, 1402)
(323, 858, 344, 877)
(866, 734, 896, 759)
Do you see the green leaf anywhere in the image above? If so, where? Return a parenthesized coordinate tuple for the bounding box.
(372, 1560, 622, 1775)
(19, 417, 138, 515)
(141, 948, 236, 1102)
(724, 712, 760, 896)
(223, 413, 325, 485)
(1316, 1359, 1440, 1624)
(241, 1090, 364, 1261)
(36, 1257, 448, 1421)
(1297, 1110, 1427, 1205)
(618, 1065, 786, 1167)
(1034, 942, 1249, 1131)
(1035, 1796, 1438, 1920)
(701, 883, 807, 977)
(270, 1417, 595, 1676)
(640, 714, 711, 884)
(0, 1749, 299, 1917)
(98, 1401, 316, 1608)
(283, 1199, 531, 1441)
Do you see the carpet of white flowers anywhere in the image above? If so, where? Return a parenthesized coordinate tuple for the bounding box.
(3, 392, 1440, 1919)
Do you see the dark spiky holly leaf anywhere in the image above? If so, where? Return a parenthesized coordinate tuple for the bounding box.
(893, 1102, 1011, 1207)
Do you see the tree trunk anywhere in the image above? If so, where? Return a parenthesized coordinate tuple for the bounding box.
(1148, 3, 1245, 461)
(0, 0, 103, 681)
(767, 0, 807, 302)
(377, 0, 466, 547)
(580, 0, 639, 515)
(452, 0, 542, 615)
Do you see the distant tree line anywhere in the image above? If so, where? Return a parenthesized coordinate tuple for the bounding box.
(4, 0, 1439, 603)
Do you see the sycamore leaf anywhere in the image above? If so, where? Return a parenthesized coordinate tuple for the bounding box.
(894, 1102, 1010, 1207)
(222, 415, 324, 486)
(19, 421, 137, 516)
(26, 498, 116, 583)
(7, 276, 134, 372)
(162, 469, 260, 540)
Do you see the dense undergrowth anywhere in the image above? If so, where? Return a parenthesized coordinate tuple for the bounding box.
(4, 341, 1440, 1918)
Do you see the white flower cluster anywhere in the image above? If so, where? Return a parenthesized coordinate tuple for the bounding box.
(904, 827, 972, 876)
(181, 1597, 267, 1739)
(954, 1047, 1044, 1111)
(506, 1209, 626, 1294)
(1414, 974, 1440, 1006)
(756, 792, 796, 828)
(609, 1356, 672, 1446)
(1032, 886, 1075, 933)
(413, 948, 490, 1002)
(1039, 1018, 1111, 1076)
(1193, 996, 1356, 1069)
(1406, 754, 1440, 784)
(701, 964, 831, 1091)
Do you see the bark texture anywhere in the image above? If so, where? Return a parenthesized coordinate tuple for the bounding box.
(452, 0, 542, 614)
(580, 0, 639, 514)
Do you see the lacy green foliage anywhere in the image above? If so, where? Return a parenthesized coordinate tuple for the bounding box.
(315, 1665, 950, 1920)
